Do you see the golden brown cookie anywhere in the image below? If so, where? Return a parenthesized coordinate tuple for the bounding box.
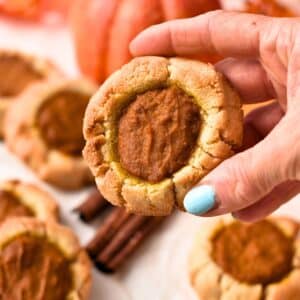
(83, 56, 243, 216)
(4, 79, 97, 190)
(0, 217, 91, 300)
(189, 217, 300, 300)
(0, 180, 58, 223)
(0, 50, 61, 138)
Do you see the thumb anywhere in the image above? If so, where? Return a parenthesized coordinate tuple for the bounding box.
(183, 116, 298, 216)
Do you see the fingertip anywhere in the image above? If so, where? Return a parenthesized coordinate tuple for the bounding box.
(129, 25, 160, 57)
(184, 185, 216, 215)
(129, 27, 150, 56)
(129, 31, 146, 57)
(129, 38, 139, 57)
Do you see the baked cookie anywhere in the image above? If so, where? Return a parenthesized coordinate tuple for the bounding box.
(0, 217, 91, 300)
(5, 79, 97, 190)
(0, 180, 58, 223)
(83, 56, 243, 216)
(189, 217, 300, 300)
(0, 50, 61, 138)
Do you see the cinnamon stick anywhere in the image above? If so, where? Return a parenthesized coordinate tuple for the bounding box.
(86, 207, 131, 258)
(96, 215, 149, 265)
(74, 188, 110, 222)
(105, 217, 163, 271)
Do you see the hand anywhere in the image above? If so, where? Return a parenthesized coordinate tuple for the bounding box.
(130, 11, 300, 221)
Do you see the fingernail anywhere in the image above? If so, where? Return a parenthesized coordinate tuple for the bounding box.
(184, 185, 215, 215)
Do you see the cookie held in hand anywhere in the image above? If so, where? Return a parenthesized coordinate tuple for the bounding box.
(189, 217, 300, 300)
(83, 56, 243, 216)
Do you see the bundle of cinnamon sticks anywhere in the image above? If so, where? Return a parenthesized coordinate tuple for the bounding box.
(75, 188, 164, 272)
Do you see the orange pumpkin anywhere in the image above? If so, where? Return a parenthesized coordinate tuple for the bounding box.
(0, 0, 40, 19)
(70, 0, 220, 83)
(245, 0, 295, 16)
(42, 0, 71, 17)
(0, 0, 71, 20)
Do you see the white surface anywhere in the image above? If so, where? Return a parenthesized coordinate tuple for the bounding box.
(0, 16, 299, 300)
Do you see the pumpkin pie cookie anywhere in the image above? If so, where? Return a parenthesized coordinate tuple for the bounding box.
(0, 180, 58, 223)
(189, 217, 300, 300)
(0, 50, 61, 138)
(83, 56, 243, 216)
(5, 79, 97, 190)
(0, 217, 91, 300)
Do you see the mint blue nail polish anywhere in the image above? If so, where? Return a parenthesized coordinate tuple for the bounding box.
(184, 185, 215, 215)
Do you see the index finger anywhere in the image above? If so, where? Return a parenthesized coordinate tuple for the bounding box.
(130, 10, 269, 58)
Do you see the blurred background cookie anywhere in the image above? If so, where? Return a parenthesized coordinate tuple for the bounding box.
(0, 179, 58, 223)
(0, 217, 91, 300)
(0, 49, 61, 138)
(4, 79, 97, 190)
(189, 217, 300, 300)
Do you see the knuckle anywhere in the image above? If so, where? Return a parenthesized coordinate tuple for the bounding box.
(230, 148, 274, 206)
(278, 115, 300, 180)
(285, 137, 300, 180)
(229, 152, 258, 205)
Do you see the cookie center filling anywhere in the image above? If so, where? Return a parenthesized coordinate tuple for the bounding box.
(117, 86, 200, 182)
(212, 220, 294, 285)
(0, 190, 33, 223)
(0, 55, 43, 98)
(0, 235, 72, 300)
(37, 91, 89, 156)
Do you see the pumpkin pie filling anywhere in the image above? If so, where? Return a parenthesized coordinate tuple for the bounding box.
(37, 91, 89, 156)
(0, 190, 33, 223)
(0, 54, 43, 98)
(117, 86, 200, 182)
(212, 220, 294, 285)
(0, 235, 72, 300)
